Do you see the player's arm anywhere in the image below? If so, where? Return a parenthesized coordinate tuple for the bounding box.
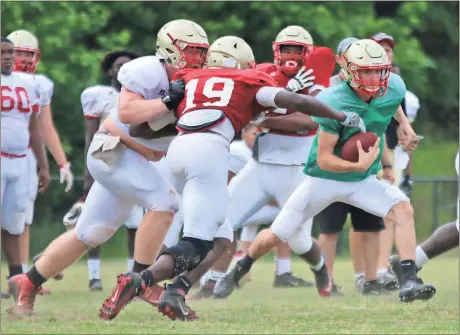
(259, 112, 318, 132)
(29, 109, 50, 192)
(316, 130, 363, 172)
(83, 117, 100, 195)
(39, 105, 68, 166)
(117, 88, 170, 124)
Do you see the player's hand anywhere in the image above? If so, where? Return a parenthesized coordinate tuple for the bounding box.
(162, 79, 186, 111)
(382, 166, 395, 184)
(59, 162, 74, 192)
(250, 112, 268, 128)
(397, 122, 417, 151)
(340, 112, 366, 133)
(285, 67, 315, 93)
(356, 137, 380, 172)
(38, 167, 51, 193)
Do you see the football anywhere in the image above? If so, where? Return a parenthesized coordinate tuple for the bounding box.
(341, 132, 378, 162)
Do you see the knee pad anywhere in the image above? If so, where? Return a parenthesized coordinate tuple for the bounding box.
(76, 225, 116, 248)
(287, 219, 313, 255)
(158, 237, 214, 276)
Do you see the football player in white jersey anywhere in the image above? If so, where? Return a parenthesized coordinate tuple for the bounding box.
(5, 30, 74, 291)
(6, 19, 209, 319)
(79, 49, 141, 291)
(388, 151, 459, 284)
(1, 37, 50, 299)
(192, 124, 312, 300)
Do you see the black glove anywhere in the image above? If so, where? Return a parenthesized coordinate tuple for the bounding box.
(161, 79, 186, 111)
(399, 175, 413, 198)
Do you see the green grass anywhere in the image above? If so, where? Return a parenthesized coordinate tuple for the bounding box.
(1, 257, 458, 334)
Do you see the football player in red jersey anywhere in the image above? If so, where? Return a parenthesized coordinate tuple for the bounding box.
(196, 26, 337, 297)
(100, 35, 364, 321)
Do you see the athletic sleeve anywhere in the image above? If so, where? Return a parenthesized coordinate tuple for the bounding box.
(118, 56, 162, 99)
(81, 86, 105, 119)
(255, 86, 284, 108)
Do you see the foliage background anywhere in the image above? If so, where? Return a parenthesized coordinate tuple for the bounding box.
(1, 1, 458, 257)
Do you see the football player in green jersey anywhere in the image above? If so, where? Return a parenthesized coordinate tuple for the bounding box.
(215, 39, 436, 304)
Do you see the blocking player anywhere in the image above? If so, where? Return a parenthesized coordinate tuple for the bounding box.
(6, 19, 208, 319)
(99, 35, 364, 322)
(215, 39, 436, 304)
(5, 30, 74, 291)
(1, 37, 50, 300)
(209, 26, 335, 298)
(388, 150, 459, 284)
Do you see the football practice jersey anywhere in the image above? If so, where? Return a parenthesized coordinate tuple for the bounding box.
(251, 47, 335, 166)
(14, 72, 53, 108)
(110, 56, 173, 151)
(1, 72, 40, 155)
(174, 68, 278, 137)
(81, 85, 118, 124)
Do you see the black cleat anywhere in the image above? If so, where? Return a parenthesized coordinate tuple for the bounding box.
(213, 263, 249, 299)
(89, 279, 103, 291)
(377, 270, 399, 291)
(399, 277, 436, 303)
(362, 280, 389, 296)
(273, 273, 314, 288)
(158, 285, 198, 321)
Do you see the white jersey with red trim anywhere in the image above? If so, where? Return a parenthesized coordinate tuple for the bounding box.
(81, 85, 118, 125)
(1, 72, 40, 155)
(13, 72, 53, 109)
(110, 56, 172, 151)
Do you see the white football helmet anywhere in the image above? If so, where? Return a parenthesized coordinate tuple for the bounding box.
(7, 30, 40, 73)
(156, 19, 209, 69)
(206, 36, 255, 69)
(342, 39, 391, 97)
(273, 25, 313, 75)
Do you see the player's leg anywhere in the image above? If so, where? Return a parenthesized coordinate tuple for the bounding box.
(349, 207, 387, 295)
(124, 206, 143, 272)
(376, 218, 397, 286)
(316, 202, 349, 295)
(87, 246, 103, 291)
(349, 227, 365, 290)
(389, 221, 459, 287)
(7, 181, 136, 319)
(215, 176, 345, 298)
(348, 176, 436, 303)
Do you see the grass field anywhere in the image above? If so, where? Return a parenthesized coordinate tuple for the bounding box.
(1, 257, 458, 334)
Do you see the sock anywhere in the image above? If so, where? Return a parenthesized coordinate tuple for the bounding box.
(87, 259, 101, 280)
(415, 246, 429, 269)
(355, 272, 364, 279)
(310, 256, 325, 272)
(21, 263, 28, 273)
(275, 259, 291, 276)
(209, 270, 225, 282)
(133, 261, 150, 273)
(169, 275, 192, 295)
(377, 268, 388, 276)
(140, 270, 154, 287)
(127, 259, 134, 272)
(8, 265, 23, 278)
(200, 271, 210, 287)
(400, 259, 417, 282)
(238, 255, 255, 272)
(26, 266, 47, 288)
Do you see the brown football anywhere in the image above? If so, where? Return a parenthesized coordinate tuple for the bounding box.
(341, 132, 378, 162)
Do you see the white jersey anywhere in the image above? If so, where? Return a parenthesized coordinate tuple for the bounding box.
(229, 140, 252, 174)
(405, 90, 420, 124)
(13, 72, 53, 108)
(81, 85, 118, 124)
(1, 72, 40, 155)
(110, 56, 172, 151)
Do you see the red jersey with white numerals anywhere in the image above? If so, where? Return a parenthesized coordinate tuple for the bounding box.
(174, 68, 277, 135)
(1, 72, 40, 155)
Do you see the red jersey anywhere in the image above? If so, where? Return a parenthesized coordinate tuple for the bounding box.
(257, 46, 335, 137)
(174, 68, 277, 135)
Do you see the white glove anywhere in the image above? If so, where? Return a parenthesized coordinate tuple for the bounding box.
(339, 112, 366, 133)
(63, 198, 85, 228)
(59, 162, 74, 192)
(286, 67, 315, 93)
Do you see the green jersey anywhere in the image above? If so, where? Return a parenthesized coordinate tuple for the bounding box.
(304, 73, 406, 182)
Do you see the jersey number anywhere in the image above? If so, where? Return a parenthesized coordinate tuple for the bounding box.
(184, 77, 235, 111)
(1, 86, 32, 113)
